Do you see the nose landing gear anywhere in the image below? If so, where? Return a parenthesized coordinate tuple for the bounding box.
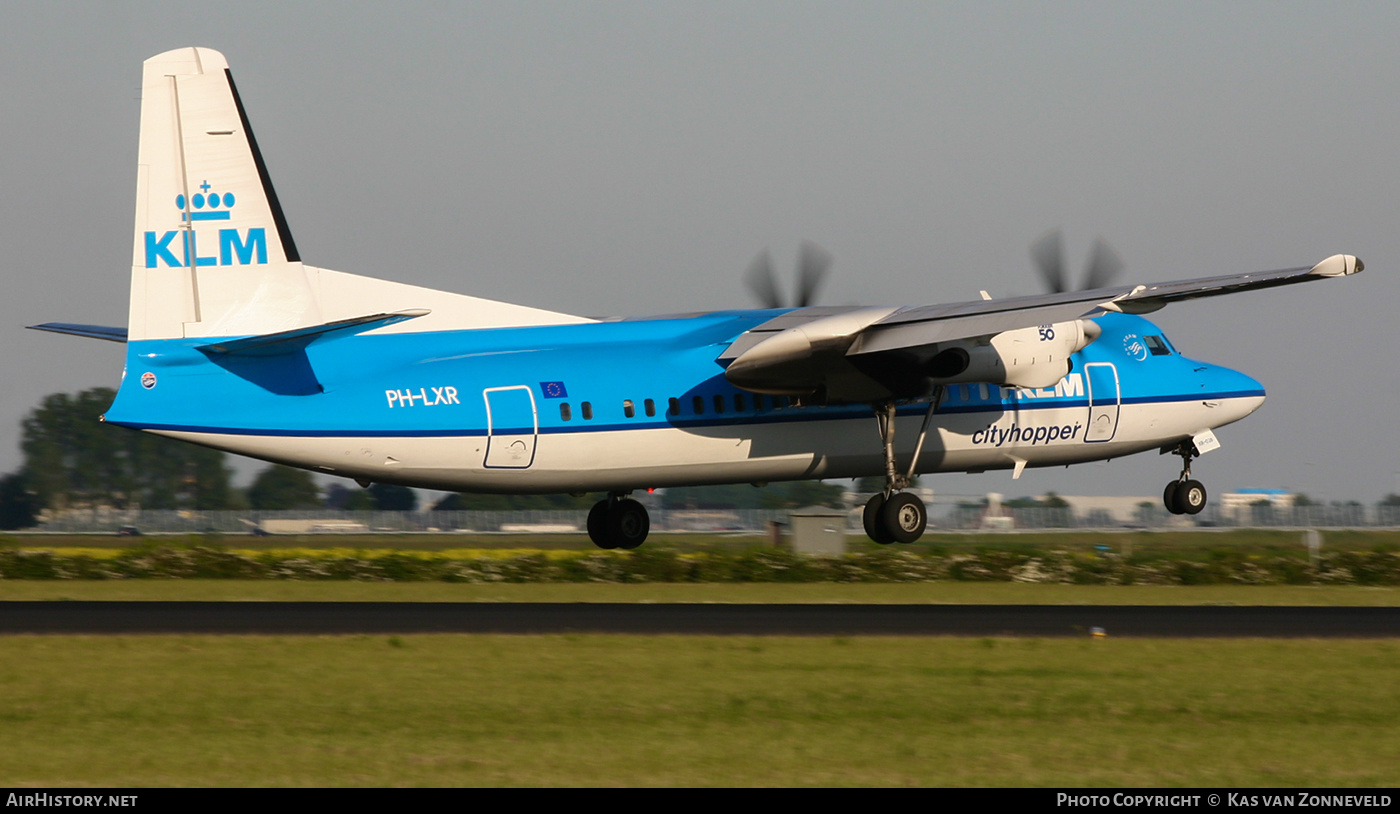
(1163, 441, 1207, 515)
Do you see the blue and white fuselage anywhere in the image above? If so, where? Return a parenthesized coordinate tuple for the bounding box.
(105, 310, 1264, 493)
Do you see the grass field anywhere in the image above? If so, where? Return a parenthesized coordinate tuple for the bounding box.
(12, 528, 1400, 553)
(4, 530, 1397, 787)
(7, 529, 1399, 588)
(1, 634, 1397, 786)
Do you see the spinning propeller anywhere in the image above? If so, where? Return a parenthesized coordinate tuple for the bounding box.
(1030, 229, 1125, 293)
(745, 241, 832, 308)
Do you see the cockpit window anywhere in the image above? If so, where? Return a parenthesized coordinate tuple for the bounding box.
(1145, 335, 1172, 356)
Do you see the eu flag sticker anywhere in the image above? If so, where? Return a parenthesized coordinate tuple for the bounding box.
(540, 381, 569, 399)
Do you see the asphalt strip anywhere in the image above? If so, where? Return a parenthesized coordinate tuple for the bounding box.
(1, 602, 1398, 637)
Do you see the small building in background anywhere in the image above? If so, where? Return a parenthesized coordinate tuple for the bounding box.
(1219, 488, 1295, 525)
(1220, 488, 1295, 510)
(788, 506, 848, 555)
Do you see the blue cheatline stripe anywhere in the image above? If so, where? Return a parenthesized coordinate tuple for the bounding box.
(1122, 390, 1265, 405)
(109, 390, 1264, 439)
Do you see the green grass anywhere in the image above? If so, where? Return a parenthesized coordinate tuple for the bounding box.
(5, 532, 765, 552)
(0, 634, 1396, 786)
(8, 530, 1400, 588)
(2, 580, 1399, 604)
(11, 528, 1400, 554)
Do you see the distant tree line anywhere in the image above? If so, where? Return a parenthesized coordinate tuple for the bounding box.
(21, 389, 235, 512)
(5, 388, 236, 528)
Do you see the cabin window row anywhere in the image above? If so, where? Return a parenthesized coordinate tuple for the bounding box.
(555, 393, 796, 422)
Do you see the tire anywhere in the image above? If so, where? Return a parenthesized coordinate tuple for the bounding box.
(864, 494, 895, 545)
(1175, 479, 1207, 515)
(881, 492, 927, 544)
(587, 500, 615, 549)
(1163, 481, 1182, 515)
(608, 498, 650, 549)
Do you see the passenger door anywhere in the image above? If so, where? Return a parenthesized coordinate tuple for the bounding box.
(483, 386, 538, 468)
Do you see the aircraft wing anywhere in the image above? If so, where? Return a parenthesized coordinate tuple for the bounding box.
(721, 254, 1362, 402)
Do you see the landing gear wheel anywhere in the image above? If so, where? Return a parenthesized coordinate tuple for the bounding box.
(1163, 481, 1182, 515)
(881, 492, 927, 544)
(1174, 479, 1207, 515)
(587, 500, 614, 548)
(863, 494, 895, 545)
(608, 498, 650, 549)
(1163, 440, 1208, 516)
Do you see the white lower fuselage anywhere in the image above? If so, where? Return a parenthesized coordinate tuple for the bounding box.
(154, 392, 1264, 493)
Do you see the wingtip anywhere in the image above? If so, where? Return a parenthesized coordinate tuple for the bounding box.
(27, 323, 129, 343)
(1310, 254, 1363, 277)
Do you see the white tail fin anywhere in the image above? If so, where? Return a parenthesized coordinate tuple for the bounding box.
(129, 47, 589, 341)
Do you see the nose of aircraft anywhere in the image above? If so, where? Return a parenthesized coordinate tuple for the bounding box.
(1212, 365, 1267, 423)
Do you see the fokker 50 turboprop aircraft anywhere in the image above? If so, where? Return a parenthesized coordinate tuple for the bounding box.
(34, 47, 1364, 549)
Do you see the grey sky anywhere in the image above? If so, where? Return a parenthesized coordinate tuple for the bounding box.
(3, 1, 1396, 502)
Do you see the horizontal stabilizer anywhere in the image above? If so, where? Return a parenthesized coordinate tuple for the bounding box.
(196, 309, 429, 357)
(27, 323, 129, 343)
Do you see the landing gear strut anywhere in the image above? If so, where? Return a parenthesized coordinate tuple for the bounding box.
(587, 493, 650, 549)
(862, 399, 934, 544)
(1163, 441, 1207, 515)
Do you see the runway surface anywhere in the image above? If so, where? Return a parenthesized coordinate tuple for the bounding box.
(1, 602, 1398, 637)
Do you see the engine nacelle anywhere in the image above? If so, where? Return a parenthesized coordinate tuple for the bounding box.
(924, 319, 1100, 390)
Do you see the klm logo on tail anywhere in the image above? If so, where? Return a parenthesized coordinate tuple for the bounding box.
(144, 181, 267, 268)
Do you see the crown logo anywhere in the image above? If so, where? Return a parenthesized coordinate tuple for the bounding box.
(175, 180, 235, 221)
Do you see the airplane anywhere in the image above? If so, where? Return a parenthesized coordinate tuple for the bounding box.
(31, 47, 1364, 549)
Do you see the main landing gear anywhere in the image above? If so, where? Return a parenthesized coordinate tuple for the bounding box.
(1162, 440, 1207, 515)
(587, 493, 650, 549)
(864, 491, 926, 544)
(862, 400, 934, 544)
